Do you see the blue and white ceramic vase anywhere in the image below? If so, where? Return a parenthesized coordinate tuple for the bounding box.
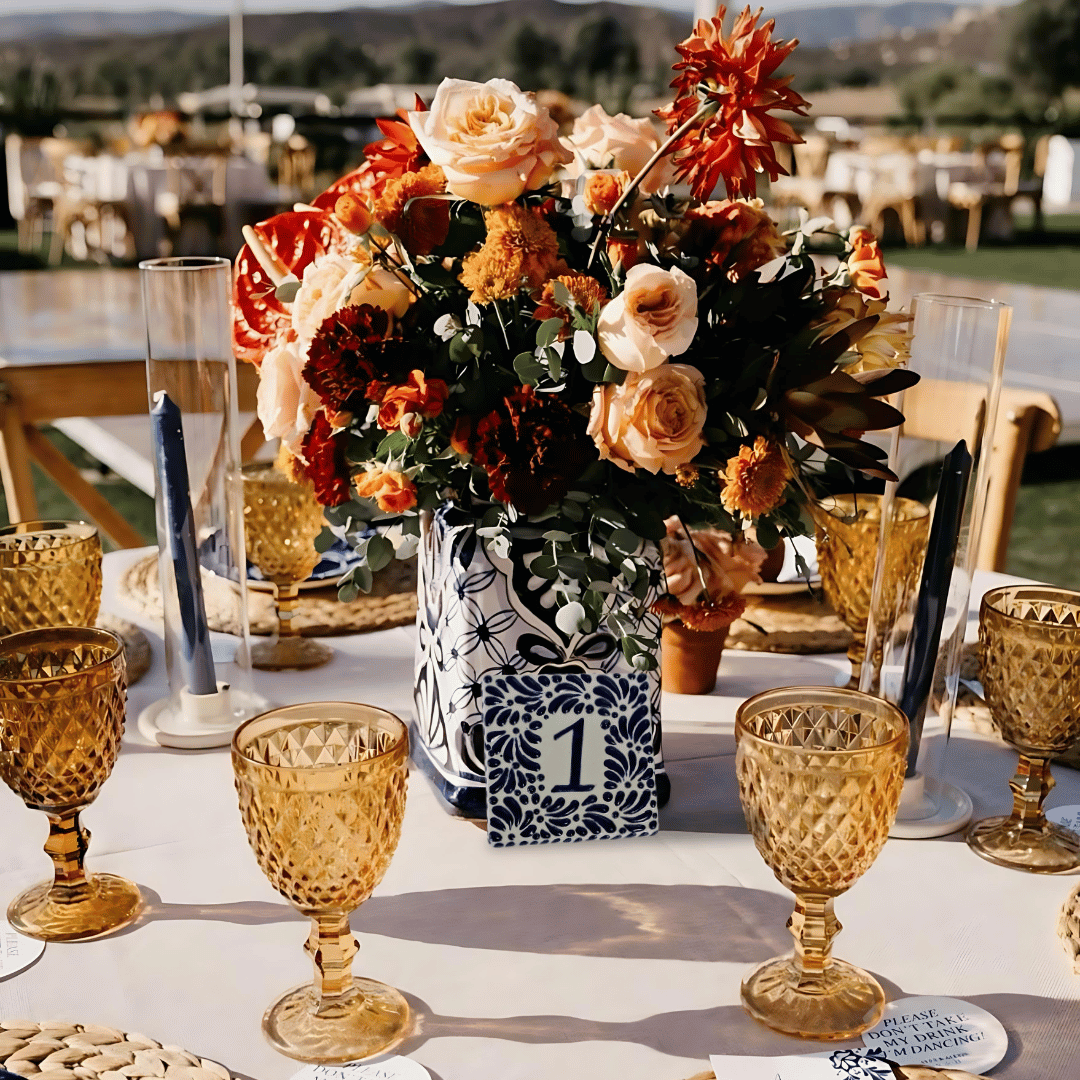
(413, 503, 670, 818)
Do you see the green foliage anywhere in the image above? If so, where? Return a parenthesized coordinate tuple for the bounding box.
(1009, 0, 1080, 101)
(900, 63, 1032, 123)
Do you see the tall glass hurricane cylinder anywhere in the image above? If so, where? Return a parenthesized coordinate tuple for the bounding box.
(139, 256, 265, 748)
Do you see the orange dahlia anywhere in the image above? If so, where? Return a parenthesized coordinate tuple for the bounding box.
(720, 436, 791, 519)
(375, 164, 449, 256)
(657, 6, 809, 201)
(459, 204, 561, 304)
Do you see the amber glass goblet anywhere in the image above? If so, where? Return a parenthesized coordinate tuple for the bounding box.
(242, 464, 331, 670)
(736, 686, 908, 1039)
(0, 520, 102, 636)
(813, 495, 929, 688)
(232, 703, 410, 1062)
(967, 586, 1080, 873)
(0, 628, 142, 941)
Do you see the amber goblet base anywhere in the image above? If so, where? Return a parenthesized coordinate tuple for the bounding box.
(741, 953, 884, 1041)
(264, 977, 410, 1064)
(250, 634, 333, 672)
(10, 871, 142, 943)
(967, 804, 1080, 875)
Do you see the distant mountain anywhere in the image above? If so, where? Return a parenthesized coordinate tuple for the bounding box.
(771, 2, 967, 47)
(0, 11, 214, 43)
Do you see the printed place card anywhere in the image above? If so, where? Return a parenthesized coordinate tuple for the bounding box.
(481, 670, 658, 847)
(292, 1058, 430, 1080)
(1048, 804, 1080, 834)
(708, 1049, 895, 1079)
(0, 919, 44, 981)
(862, 995, 1008, 1074)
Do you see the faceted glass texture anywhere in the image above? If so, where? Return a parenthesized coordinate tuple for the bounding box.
(0, 521, 102, 637)
(0, 627, 141, 941)
(232, 703, 411, 1063)
(813, 496, 929, 687)
(736, 686, 908, 1040)
(967, 586, 1080, 873)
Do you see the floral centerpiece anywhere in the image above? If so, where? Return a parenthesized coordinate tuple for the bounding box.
(232, 5, 916, 812)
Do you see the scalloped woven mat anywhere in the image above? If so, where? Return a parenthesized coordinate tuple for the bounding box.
(685, 1067, 991, 1079)
(0, 1019, 232, 1080)
(94, 614, 151, 686)
(117, 552, 417, 638)
(725, 589, 853, 655)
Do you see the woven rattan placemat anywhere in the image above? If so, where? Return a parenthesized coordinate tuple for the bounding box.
(0, 1019, 232, 1080)
(725, 589, 853, 655)
(118, 553, 417, 638)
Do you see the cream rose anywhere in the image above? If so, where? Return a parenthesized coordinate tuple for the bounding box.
(291, 253, 411, 353)
(597, 264, 698, 372)
(661, 518, 766, 605)
(563, 105, 673, 193)
(256, 342, 320, 458)
(587, 363, 707, 475)
(408, 78, 571, 206)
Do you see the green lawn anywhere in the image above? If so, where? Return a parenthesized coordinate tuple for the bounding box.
(884, 214, 1080, 290)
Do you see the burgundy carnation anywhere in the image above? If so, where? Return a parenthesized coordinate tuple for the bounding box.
(304, 304, 396, 412)
(473, 386, 596, 516)
(299, 411, 352, 507)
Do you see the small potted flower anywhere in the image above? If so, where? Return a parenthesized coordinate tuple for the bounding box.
(655, 517, 767, 695)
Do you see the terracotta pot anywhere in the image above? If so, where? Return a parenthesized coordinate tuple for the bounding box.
(661, 620, 730, 695)
(759, 538, 786, 583)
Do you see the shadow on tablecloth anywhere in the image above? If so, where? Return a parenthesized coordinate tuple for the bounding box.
(357, 882, 793, 962)
(393, 986, 1080, 1077)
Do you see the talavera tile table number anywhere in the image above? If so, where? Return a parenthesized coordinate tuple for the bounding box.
(481, 671, 659, 847)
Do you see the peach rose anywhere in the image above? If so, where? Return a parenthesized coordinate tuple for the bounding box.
(255, 341, 320, 457)
(563, 105, 673, 193)
(582, 171, 628, 216)
(847, 225, 888, 301)
(408, 78, 571, 206)
(661, 518, 766, 605)
(291, 253, 411, 354)
(354, 466, 417, 513)
(597, 263, 698, 372)
(587, 363, 707, 475)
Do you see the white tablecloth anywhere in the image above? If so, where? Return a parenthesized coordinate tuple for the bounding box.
(1, 552, 1078, 1080)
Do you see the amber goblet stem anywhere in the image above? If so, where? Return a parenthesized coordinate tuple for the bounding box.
(274, 582, 302, 640)
(305, 911, 360, 1015)
(1007, 754, 1055, 831)
(789, 891, 841, 988)
(43, 809, 93, 903)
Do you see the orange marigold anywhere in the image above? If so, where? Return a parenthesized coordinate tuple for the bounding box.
(375, 164, 449, 256)
(681, 198, 787, 281)
(652, 593, 747, 631)
(720, 436, 791, 519)
(656, 6, 809, 201)
(533, 272, 608, 333)
(459, 204, 561, 304)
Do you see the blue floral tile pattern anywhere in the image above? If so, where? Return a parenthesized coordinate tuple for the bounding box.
(481, 671, 659, 847)
(413, 504, 665, 816)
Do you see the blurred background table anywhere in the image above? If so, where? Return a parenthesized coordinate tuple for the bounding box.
(0, 268, 259, 546)
(0, 550, 1076, 1080)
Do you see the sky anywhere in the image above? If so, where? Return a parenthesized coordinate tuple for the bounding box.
(0, 0, 1006, 16)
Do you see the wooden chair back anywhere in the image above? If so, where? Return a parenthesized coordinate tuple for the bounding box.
(899, 377, 1061, 572)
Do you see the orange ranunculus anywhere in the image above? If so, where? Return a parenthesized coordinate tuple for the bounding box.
(334, 193, 373, 235)
(607, 236, 642, 271)
(355, 466, 417, 513)
(377, 369, 450, 432)
(847, 225, 888, 301)
(450, 415, 474, 455)
(582, 171, 628, 216)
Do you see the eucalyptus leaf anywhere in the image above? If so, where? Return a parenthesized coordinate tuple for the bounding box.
(366, 534, 395, 572)
(552, 280, 573, 308)
(573, 329, 597, 364)
(536, 317, 564, 348)
(555, 601, 587, 635)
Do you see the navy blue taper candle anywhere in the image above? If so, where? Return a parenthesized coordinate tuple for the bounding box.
(150, 391, 218, 696)
(899, 439, 973, 777)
